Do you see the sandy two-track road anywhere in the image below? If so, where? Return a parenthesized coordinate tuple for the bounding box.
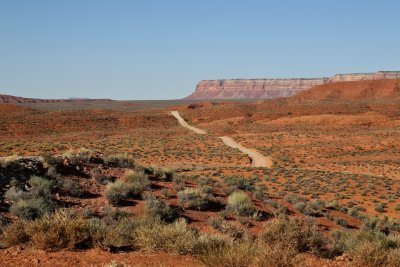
(219, 136, 272, 168)
(170, 111, 272, 168)
(170, 111, 207, 134)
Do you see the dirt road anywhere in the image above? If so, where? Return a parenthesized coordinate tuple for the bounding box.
(219, 136, 272, 168)
(171, 111, 207, 134)
(171, 110, 272, 168)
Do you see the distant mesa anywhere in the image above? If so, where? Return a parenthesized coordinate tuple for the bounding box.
(0, 94, 113, 104)
(68, 97, 91, 100)
(186, 71, 400, 100)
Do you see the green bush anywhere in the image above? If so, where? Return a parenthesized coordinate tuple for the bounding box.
(198, 241, 255, 267)
(223, 175, 256, 192)
(123, 171, 151, 191)
(0, 220, 29, 247)
(104, 154, 135, 168)
(29, 175, 55, 198)
(259, 218, 328, 257)
(10, 197, 54, 220)
(253, 185, 269, 202)
(177, 188, 212, 211)
(62, 148, 92, 165)
(4, 186, 25, 202)
(134, 218, 198, 254)
(103, 218, 137, 248)
(26, 210, 102, 251)
(91, 168, 114, 185)
(333, 230, 400, 266)
(105, 181, 130, 206)
(150, 165, 174, 181)
(375, 203, 386, 213)
(227, 191, 255, 217)
(144, 195, 179, 223)
(208, 217, 247, 240)
(334, 217, 348, 228)
(62, 179, 84, 197)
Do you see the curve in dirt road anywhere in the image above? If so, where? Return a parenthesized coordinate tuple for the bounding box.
(171, 111, 207, 135)
(219, 136, 273, 168)
(170, 111, 272, 168)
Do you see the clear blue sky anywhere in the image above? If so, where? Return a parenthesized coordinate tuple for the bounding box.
(1, 0, 399, 100)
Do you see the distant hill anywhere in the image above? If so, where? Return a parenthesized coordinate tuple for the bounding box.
(0, 94, 113, 104)
(294, 79, 400, 101)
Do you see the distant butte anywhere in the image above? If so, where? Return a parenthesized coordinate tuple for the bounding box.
(0, 94, 112, 104)
(186, 71, 400, 100)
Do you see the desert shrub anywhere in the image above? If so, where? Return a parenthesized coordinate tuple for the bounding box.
(26, 209, 104, 251)
(143, 195, 179, 223)
(62, 179, 84, 197)
(91, 168, 114, 185)
(253, 185, 269, 202)
(105, 181, 130, 206)
(134, 218, 198, 254)
(284, 194, 307, 204)
(28, 175, 55, 198)
(105, 177, 148, 206)
(161, 188, 173, 198)
(375, 202, 386, 213)
(194, 234, 231, 254)
(293, 202, 306, 213)
(0, 215, 7, 230)
(259, 218, 329, 257)
(0, 220, 29, 247)
(46, 165, 61, 179)
(43, 154, 64, 170)
(222, 186, 238, 196)
(386, 249, 400, 267)
(103, 261, 130, 267)
(200, 185, 213, 194)
(362, 216, 380, 231)
(103, 218, 137, 248)
(104, 153, 135, 168)
(102, 208, 131, 227)
(325, 200, 340, 210)
(254, 242, 299, 267)
(348, 241, 399, 267)
(196, 176, 214, 186)
(395, 204, 400, 211)
(123, 171, 151, 191)
(333, 230, 400, 267)
(208, 217, 247, 240)
(198, 241, 256, 267)
(332, 229, 400, 253)
(334, 217, 348, 228)
(223, 175, 256, 192)
(62, 148, 92, 165)
(10, 197, 54, 220)
(226, 191, 255, 217)
(4, 186, 25, 202)
(177, 188, 212, 211)
(150, 165, 174, 181)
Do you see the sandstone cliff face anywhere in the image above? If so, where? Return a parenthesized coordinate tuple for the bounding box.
(186, 71, 400, 100)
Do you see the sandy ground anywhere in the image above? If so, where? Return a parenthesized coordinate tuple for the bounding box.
(0, 247, 202, 267)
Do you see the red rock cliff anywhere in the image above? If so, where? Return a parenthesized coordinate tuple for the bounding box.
(186, 71, 400, 100)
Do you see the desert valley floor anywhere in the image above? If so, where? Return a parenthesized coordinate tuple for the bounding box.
(1, 79, 400, 266)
